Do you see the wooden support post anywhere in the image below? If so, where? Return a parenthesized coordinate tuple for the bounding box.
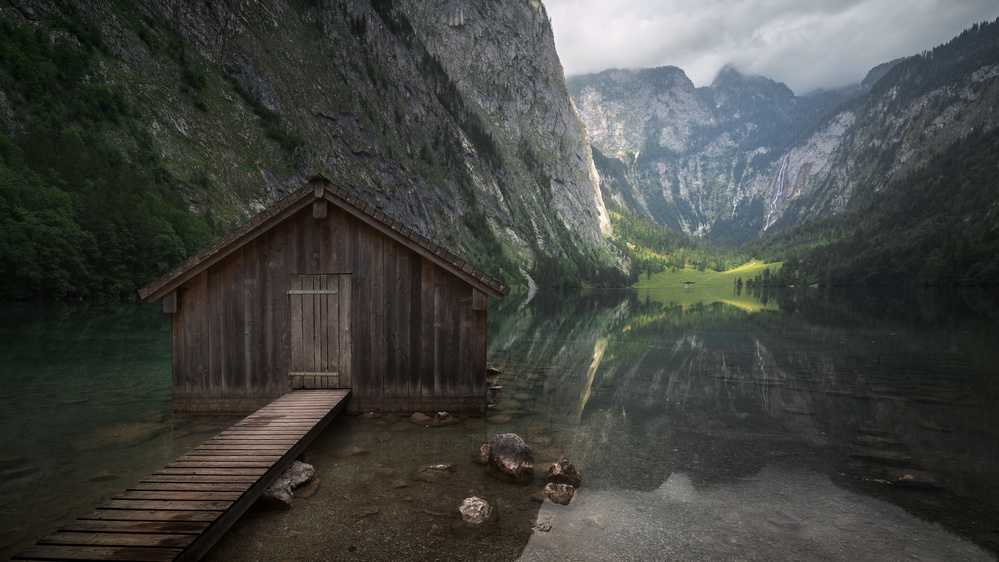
(313, 199, 328, 219)
(163, 289, 179, 314)
(472, 288, 487, 311)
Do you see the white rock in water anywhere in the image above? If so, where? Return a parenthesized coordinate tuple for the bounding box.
(458, 496, 492, 524)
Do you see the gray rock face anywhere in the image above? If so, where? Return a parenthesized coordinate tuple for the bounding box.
(571, 67, 713, 157)
(56, 0, 614, 284)
(402, 0, 611, 247)
(487, 433, 534, 483)
(571, 59, 999, 243)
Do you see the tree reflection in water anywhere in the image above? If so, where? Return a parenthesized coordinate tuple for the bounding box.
(488, 287, 999, 559)
(202, 287, 999, 560)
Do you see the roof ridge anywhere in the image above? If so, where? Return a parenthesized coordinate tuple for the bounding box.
(138, 176, 510, 301)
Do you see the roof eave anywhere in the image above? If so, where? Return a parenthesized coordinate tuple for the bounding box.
(138, 177, 510, 302)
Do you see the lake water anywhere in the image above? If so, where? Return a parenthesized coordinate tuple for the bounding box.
(2, 288, 998, 561)
(0, 302, 240, 560)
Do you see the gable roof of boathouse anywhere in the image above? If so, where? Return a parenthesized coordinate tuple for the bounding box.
(138, 175, 511, 302)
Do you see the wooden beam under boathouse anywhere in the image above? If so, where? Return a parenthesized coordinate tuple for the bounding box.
(137, 175, 510, 416)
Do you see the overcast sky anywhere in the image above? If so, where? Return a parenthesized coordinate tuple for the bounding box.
(545, 0, 999, 94)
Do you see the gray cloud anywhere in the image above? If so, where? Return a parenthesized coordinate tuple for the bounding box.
(546, 0, 999, 93)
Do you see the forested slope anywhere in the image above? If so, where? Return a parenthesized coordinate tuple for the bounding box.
(0, 0, 622, 300)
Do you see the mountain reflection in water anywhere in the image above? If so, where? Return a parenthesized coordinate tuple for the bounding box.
(488, 287, 999, 560)
(209, 286, 998, 560)
(3, 289, 997, 561)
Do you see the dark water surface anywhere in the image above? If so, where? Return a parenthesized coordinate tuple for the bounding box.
(2, 288, 998, 560)
(0, 302, 239, 560)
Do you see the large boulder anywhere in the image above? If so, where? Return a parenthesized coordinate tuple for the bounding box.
(543, 482, 576, 505)
(487, 433, 534, 483)
(259, 461, 315, 508)
(547, 460, 582, 488)
(457, 496, 492, 524)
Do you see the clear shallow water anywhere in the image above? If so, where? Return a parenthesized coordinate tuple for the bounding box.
(3, 289, 999, 561)
(0, 302, 239, 559)
(206, 287, 999, 561)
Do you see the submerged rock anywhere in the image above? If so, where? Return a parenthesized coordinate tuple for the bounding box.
(259, 461, 315, 508)
(547, 460, 582, 488)
(410, 412, 432, 424)
(849, 450, 912, 466)
(350, 505, 379, 519)
(431, 411, 460, 427)
(918, 421, 954, 432)
(533, 515, 554, 532)
(885, 468, 941, 488)
(494, 398, 522, 411)
(472, 443, 490, 465)
(414, 463, 457, 483)
(72, 421, 168, 451)
(0, 465, 39, 481)
(0, 456, 25, 470)
(536, 448, 565, 462)
(854, 434, 900, 448)
(487, 433, 534, 483)
(458, 496, 492, 524)
(766, 509, 803, 531)
(332, 445, 370, 458)
(543, 482, 576, 505)
(88, 470, 117, 482)
(295, 478, 320, 498)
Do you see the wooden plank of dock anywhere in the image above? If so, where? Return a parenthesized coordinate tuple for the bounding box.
(12, 389, 349, 562)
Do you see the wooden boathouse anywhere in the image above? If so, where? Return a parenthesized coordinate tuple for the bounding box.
(139, 175, 509, 415)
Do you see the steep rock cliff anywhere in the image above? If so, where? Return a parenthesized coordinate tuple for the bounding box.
(0, 0, 614, 290)
(570, 20, 999, 245)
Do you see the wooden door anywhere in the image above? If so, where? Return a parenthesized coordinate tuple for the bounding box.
(288, 274, 352, 389)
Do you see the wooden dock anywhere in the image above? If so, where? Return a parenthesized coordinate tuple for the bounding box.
(12, 389, 350, 562)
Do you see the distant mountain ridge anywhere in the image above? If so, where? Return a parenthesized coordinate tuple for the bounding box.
(569, 18, 999, 246)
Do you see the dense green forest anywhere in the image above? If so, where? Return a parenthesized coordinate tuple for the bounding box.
(743, 126, 999, 287)
(0, 16, 216, 299)
(606, 201, 751, 284)
(604, 116, 999, 289)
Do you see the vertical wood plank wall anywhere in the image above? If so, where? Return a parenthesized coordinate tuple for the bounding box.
(171, 204, 487, 414)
